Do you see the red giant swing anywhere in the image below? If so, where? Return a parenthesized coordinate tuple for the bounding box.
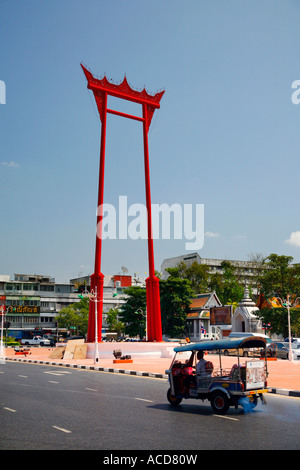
(81, 64, 164, 343)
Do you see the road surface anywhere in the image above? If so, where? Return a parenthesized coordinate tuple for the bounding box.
(0, 361, 299, 451)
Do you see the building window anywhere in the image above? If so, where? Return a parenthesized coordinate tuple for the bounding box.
(23, 284, 39, 291)
(40, 285, 54, 292)
(6, 284, 22, 291)
(41, 301, 55, 308)
(23, 316, 38, 323)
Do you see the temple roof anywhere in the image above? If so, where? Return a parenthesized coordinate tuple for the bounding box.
(238, 286, 256, 308)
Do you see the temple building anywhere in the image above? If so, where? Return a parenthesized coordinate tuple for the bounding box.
(231, 286, 263, 334)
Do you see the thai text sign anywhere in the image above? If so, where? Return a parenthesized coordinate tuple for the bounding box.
(7, 305, 40, 314)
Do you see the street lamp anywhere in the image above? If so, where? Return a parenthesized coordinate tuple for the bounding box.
(92, 287, 100, 363)
(0, 305, 5, 360)
(277, 294, 300, 361)
(78, 289, 118, 363)
(78, 288, 101, 363)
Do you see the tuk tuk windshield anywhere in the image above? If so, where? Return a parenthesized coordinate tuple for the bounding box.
(172, 350, 194, 367)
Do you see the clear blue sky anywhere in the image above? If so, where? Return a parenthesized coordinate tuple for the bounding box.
(1, 0, 300, 282)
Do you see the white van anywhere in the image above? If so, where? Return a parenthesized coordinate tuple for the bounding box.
(284, 337, 300, 349)
(225, 332, 270, 357)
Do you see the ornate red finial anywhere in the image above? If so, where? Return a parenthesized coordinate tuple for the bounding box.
(81, 64, 164, 131)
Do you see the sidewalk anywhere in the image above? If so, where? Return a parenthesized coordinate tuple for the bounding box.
(3, 345, 300, 397)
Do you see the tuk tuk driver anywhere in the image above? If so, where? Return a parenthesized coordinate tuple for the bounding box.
(183, 350, 211, 395)
(196, 350, 209, 376)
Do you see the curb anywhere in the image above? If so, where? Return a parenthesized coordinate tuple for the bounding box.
(268, 388, 300, 398)
(4, 357, 300, 396)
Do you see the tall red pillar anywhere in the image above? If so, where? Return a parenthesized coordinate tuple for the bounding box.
(81, 64, 164, 342)
(87, 89, 107, 343)
(142, 103, 162, 342)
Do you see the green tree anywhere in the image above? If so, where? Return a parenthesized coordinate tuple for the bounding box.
(259, 307, 300, 338)
(160, 271, 194, 338)
(209, 261, 244, 305)
(247, 252, 267, 292)
(163, 261, 209, 294)
(254, 254, 300, 337)
(183, 262, 210, 293)
(119, 286, 147, 338)
(289, 264, 300, 296)
(258, 254, 295, 298)
(106, 308, 125, 337)
(163, 260, 244, 304)
(56, 297, 89, 336)
(162, 262, 186, 279)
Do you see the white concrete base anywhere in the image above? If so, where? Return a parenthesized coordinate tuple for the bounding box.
(86, 341, 180, 359)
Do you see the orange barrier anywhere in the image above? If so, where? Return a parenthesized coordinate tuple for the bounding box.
(113, 359, 133, 364)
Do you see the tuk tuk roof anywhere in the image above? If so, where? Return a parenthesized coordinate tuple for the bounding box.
(173, 336, 267, 353)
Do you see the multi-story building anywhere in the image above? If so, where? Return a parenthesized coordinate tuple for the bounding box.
(0, 274, 79, 338)
(0, 273, 133, 339)
(160, 252, 262, 285)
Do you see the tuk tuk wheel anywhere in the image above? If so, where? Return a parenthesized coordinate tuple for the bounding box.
(167, 388, 182, 406)
(210, 391, 230, 415)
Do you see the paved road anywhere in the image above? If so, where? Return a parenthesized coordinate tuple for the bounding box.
(1, 362, 300, 451)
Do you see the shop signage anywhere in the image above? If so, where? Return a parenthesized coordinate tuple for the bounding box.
(7, 305, 40, 314)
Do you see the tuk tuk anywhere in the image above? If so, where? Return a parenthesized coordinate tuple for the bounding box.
(165, 336, 268, 414)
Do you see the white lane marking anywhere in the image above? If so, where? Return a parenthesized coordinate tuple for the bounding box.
(44, 372, 65, 376)
(18, 375, 28, 378)
(85, 388, 98, 391)
(52, 370, 72, 374)
(134, 398, 153, 403)
(48, 380, 59, 384)
(52, 425, 72, 434)
(4, 407, 16, 413)
(213, 414, 239, 421)
(44, 370, 72, 376)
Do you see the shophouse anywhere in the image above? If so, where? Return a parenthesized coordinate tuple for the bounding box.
(0, 273, 132, 339)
